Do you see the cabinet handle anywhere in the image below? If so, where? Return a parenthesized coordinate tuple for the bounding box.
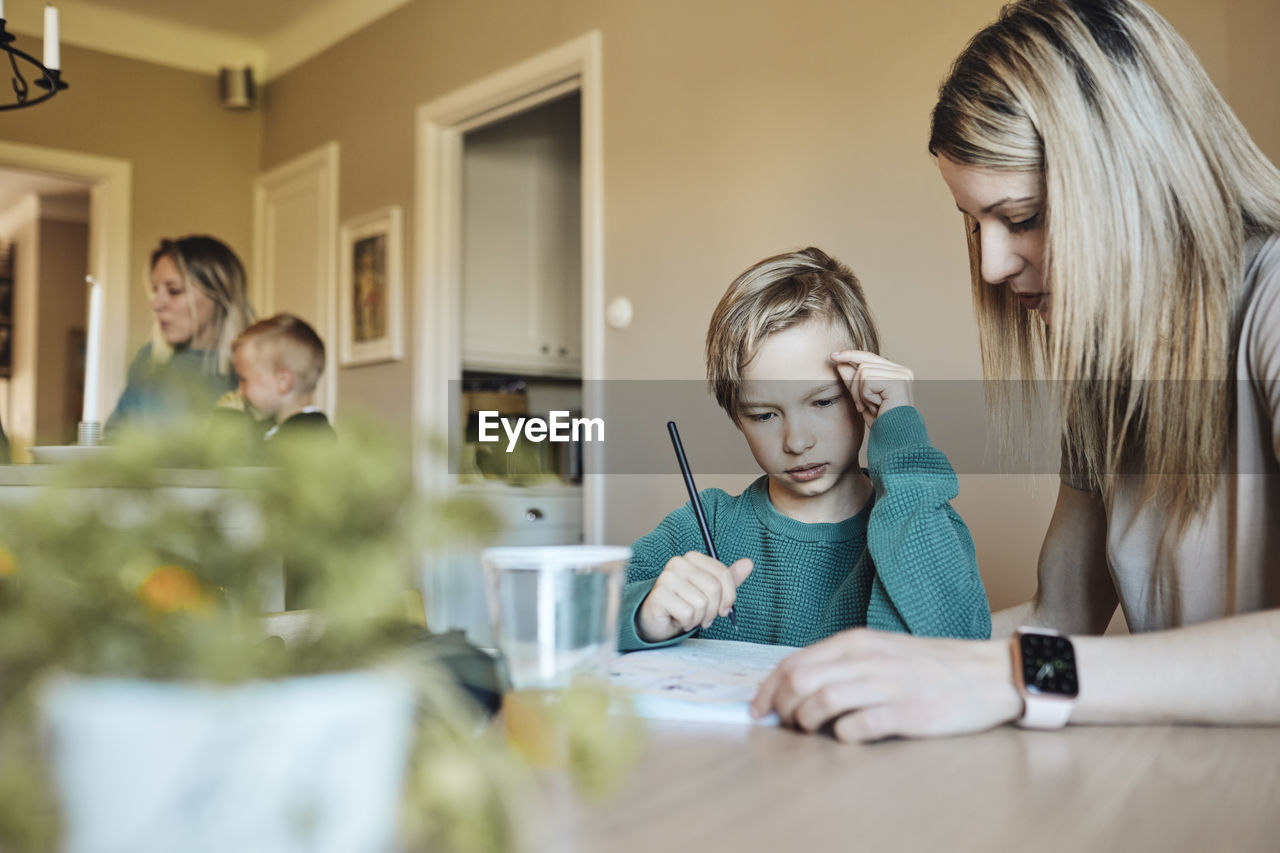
(541, 344, 550, 354)
(524, 508, 544, 522)
(558, 346, 568, 356)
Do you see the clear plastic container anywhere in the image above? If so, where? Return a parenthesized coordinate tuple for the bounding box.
(481, 545, 630, 690)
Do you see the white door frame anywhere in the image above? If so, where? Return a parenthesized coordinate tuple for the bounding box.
(252, 143, 340, 413)
(414, 31, 604, 543)
(0, 141, 132, 425)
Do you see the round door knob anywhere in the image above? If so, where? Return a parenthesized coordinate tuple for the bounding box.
(524, 508, 544, 522)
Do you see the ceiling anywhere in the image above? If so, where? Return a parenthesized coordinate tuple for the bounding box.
(0, 168, 87, 209)
(5, 0, 414, 79)
(0, 168, 90, 227)
(82, 0, 332, 41)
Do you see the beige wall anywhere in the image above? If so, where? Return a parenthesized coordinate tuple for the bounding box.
(0, 34, 263, 358)
(1225, 0, 1280, 157)
(258, 0, 1280, 609)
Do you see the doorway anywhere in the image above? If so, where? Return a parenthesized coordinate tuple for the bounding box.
(0, 143, 131, 460)
(252, 143, 340, 414)
(414, 32, 603, 531)
(413, 33, 603, 640)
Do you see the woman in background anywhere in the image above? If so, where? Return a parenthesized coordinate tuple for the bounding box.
(753, 0, 1280, 739)
(106, 235, 255, 436)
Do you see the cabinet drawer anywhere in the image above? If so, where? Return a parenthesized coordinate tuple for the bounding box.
(493, 525, 583, 547)
(479, 490, 582, 533)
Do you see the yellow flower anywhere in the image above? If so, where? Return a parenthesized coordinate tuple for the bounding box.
(137, 565, 211, 614)
(0, 546, 15, 578)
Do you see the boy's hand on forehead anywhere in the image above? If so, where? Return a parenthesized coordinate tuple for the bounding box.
(831, 350, 915, 428)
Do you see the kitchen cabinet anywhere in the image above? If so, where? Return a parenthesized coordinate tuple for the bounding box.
(461, 94, 581, 377)
(426, 94, 589, 645)
(421, 484, 583, 644)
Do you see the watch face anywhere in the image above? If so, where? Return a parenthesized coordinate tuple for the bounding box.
(1019, 633, 1079, 697)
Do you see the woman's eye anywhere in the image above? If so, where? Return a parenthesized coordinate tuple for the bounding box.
(1009, 213, 1041, 234)
(814, 397, 839, 409)
(746, 412, 774, 423)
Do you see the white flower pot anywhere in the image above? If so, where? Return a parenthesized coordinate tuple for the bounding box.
(40, 671, 415, 853)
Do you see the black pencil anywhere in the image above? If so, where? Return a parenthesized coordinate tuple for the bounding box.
(667, 420, 738, 629)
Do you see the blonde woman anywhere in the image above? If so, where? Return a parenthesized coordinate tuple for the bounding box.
(106, 236, 255, 436)
(752, 0, 1280, 739)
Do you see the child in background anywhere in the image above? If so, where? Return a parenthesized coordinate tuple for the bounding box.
(619, 247, 990, 650)
(231, 314, 336, 441)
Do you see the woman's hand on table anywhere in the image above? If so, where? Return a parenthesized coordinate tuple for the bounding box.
(750, 628, 1023, 742)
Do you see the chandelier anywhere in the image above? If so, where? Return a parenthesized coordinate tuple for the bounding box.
(1, 3, 68, 111)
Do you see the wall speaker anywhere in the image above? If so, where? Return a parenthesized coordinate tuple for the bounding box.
(218, 67, 255, 110)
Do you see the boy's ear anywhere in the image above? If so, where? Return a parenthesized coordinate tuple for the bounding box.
(275, 367, 295, 395)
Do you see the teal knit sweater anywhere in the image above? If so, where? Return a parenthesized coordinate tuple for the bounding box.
(106, 343, 237, 438)
(618, 406, 991, 650)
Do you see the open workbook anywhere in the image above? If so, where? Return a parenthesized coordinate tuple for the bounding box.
(610, 638, 801, 726)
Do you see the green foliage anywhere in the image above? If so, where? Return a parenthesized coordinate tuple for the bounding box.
(0, 417, 494, 683)
(562, 684, 646, 800)
(0, 417, 540, 853)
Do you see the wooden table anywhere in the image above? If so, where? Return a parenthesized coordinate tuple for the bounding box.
(533, 719, 1280, 853)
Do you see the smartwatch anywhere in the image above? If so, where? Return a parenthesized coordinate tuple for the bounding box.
(1010, 627, 1079, 729)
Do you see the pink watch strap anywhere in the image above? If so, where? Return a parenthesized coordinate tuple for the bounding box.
(1016, 693, 1075, 729)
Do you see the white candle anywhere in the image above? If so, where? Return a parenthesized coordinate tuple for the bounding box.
(83, 276, 102, 424)
(43, 6, 59, 71)
(0, 3, 7, 23)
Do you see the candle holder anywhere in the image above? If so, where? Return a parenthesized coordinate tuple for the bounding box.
(77, 421, 102, 447)
(0, 18, 70, 112)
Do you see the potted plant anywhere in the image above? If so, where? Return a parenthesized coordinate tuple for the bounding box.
(0, 419, 635, 853)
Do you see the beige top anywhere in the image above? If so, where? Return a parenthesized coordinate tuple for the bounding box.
(1066, 234, 1280, 632)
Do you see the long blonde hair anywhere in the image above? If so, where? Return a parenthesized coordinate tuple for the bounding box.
(929, 0, 1280, 528)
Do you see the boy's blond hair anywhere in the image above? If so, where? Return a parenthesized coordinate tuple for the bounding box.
(233, 313, 326, 395)
(705, 247, 880, 422)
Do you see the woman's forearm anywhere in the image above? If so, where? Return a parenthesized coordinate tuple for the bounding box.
(1071, 610, 1280, 726)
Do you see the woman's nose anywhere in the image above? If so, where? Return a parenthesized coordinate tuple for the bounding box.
(149, 291, 165, 312)
(979, 229, 1023, 286)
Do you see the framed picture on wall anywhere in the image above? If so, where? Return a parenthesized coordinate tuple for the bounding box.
(338, 205, 404, 366)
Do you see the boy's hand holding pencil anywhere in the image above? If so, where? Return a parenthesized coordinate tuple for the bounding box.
(831, 350, 915, 428)
(637, 554, 754, 643)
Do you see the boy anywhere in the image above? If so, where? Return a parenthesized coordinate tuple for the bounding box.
(619, 247, 990, 650)
(231, 313, 335, 441)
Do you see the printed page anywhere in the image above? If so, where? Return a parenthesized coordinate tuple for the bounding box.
(610, 638, 801, 726)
